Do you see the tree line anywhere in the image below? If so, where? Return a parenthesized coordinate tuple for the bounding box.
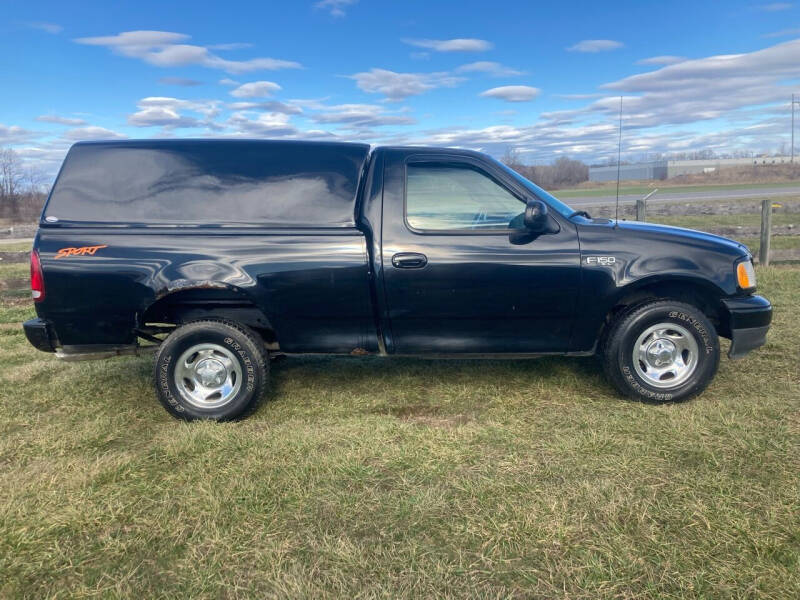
(0, 148, 48, 223)
(502, 151, 589, 189)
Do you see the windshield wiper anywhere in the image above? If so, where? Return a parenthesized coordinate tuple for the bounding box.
(568, 210, 592, 219)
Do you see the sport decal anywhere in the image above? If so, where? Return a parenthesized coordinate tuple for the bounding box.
(54, 245, 108, 259)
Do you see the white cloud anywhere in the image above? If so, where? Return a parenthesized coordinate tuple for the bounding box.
(0, 124, 38, 145)
(74, 30, 302, 74)
(62, 126, 126, 141)
(76, 30, 188, 48)
(135, 97, 221, 118)
(402, 38, 493, 52)
(128, 107, 203, 128)
(219, 78, 240, 86)
(567, 39, 624, 53)
(207, 42, 253, 50)
(758, 3, 793, 11)
(369, 38, 800, 162)
(348, 68, 464, 101)
(310, 104, 416, 127)
(480, 85, 540, 102)
(763, 27, 800, 37)
(230, 81, 282, 98)
(158, 77, 203, 86)
(456, 61, 524, 76)
(127, 97, 222, 130)
(35, 115, 88, 126)
(225, 112, 297, 136)
(27, 22, 63, 34)
(314, 0, 358, 17)
(595, 38, 800, 127)
(14, 143, 73, 172)
(557, 93, 605, 100)
(636, 55, 686, 66)
(227, 101, 303, 114)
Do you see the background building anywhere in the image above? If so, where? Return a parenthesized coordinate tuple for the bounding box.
(589, 156, 795, 182)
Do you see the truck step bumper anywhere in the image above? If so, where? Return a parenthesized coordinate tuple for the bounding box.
(23, 318, 57, 352)
(721, 295, 772, 359)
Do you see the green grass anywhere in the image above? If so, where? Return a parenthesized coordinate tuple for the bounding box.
(651, 212, 799, 231)
(0, 241, 33, 252)
(642, 213, 800, 257)
(0, 262, 29, 280)
(1, 253, 799, 597)
(554, 180, 800, 198)
(733, 235, 800, 255)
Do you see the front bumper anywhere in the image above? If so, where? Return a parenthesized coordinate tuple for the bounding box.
(721, 295, 772, 359)
(23, 318, 57, 352)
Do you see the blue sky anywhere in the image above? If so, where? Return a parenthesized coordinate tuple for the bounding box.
(2, 0, 800, 176)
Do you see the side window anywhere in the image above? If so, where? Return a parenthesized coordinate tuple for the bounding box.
(406, 163, 525, 231)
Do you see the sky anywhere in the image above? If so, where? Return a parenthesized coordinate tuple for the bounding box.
(2, 0, 800, 178)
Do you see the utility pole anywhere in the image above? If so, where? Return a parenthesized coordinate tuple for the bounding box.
(791, 93, 800, 163)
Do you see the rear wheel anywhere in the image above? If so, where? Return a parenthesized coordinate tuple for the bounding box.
(153, 319, 268, 420)
(602, 300, 719, 403)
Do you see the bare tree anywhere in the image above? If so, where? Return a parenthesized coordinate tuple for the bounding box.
(501, 152, 589, 189)
(0, 147, 24, 199)
(22, 163, 47, 194)
(552, 157, 589, 187)
(501, 147, 524, 170)
(0, 147, 49, 222)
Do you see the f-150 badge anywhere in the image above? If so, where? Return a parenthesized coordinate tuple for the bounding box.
(585, 256, 616, 265)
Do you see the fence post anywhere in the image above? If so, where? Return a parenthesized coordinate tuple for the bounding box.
(636, 199, 646, 222)
(759, 199, 772, 266)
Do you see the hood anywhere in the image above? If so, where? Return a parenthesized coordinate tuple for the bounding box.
(610, 219, 751, 257)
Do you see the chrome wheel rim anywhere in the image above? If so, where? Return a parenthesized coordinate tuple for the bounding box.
(633, 322, 699, 389)
(173, 343, 242, 409)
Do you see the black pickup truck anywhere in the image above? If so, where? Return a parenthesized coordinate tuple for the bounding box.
(24, 140, 772, 420)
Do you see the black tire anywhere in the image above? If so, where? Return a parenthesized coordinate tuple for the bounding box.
(153, 319, 269, 421)
(602, 300, 720, 403)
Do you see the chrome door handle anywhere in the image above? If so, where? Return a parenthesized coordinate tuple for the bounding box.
(392, 252, 428, 269)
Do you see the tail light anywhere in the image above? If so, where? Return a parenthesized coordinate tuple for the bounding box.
(31, 249, 45, 302)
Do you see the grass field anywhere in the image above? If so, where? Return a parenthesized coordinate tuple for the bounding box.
(652, 214, 800, 258)
(0, 243, 798, 597)
(0, 241, 33, 252)
(554, 180, 800, 198)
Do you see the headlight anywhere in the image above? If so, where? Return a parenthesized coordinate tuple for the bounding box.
(736, 259, 756, 291)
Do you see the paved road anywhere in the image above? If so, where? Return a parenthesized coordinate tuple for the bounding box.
(564, 185, 800, 206)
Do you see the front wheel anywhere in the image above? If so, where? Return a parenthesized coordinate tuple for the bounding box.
(602, 300, 720, 403)
(153, 319, 269, 421)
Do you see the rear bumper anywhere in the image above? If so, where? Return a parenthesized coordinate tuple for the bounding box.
(721, 295, 772, 359)
(23, 318, 57, 352)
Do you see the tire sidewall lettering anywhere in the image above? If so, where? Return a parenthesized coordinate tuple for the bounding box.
(223, 335, 256, 392)
(667, 310, 714, 354)
(614, 303, 719, 402)
(158, 355, 184, 412)
(157, 324, 265, 418)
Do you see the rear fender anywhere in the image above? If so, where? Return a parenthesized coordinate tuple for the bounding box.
(140, 282, 277, 344)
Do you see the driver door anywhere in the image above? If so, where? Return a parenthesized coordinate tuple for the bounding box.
(380, 151, 581, 354)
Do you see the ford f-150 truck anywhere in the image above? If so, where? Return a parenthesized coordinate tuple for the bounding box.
(24, 140, 772, 420)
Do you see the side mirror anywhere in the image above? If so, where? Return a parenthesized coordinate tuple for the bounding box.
(524, 199, 549, 232)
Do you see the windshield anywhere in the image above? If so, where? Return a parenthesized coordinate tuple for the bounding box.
(492, 158, 577, 218)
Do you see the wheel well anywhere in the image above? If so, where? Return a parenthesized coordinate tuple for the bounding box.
(600, 279, 724, 344)
(140, 288, 277, 345)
